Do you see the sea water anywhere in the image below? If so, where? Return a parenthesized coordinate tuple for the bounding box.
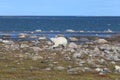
(0, 16, 120, 40)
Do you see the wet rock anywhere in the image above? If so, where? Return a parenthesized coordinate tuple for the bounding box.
(56, 34, 64, 37)
(35, 29, 42, 32)
(30, 31, 34, 34)
(66, 29, 75, 32)
(85, 42, 94, 45)
(79, 38, 89, 42)
(79, 30, 84, 32)
(68, 37, 78, 41)
(18, 33, 27, 38)
(2, 34, 10, 37)
(29, 35, 37, 38)
(38, 36, 46, 40)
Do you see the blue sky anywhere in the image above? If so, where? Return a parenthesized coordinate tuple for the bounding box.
(0, 0, 120, 16)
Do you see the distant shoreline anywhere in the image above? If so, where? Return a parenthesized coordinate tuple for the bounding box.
(0, 30, 119, 41)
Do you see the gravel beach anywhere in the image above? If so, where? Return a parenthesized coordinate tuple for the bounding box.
(0, 33, 120, 80)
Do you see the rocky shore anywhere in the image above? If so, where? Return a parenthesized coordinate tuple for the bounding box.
(0, 34, 120, 80)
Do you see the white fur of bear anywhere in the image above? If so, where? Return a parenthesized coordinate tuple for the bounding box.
(50, 37, 68, 48)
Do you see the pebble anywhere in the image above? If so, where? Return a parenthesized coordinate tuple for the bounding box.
(115, 65, 120, 72)
(43, 67, 51, 71)
(54, 66, 65, 70)
(68, 42, 78, 50)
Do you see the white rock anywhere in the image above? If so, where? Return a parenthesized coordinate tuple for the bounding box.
(95, 39, 108, 44)
(0, 39, 3, 42)
(2, 40, 14, 44)
(10, 44, 20, 50)
(67, 67, 85, 74)
(35, 29, 42, 32)
(79, 60, 85, 64)
(32, 56, 38, 60)
(95, 68, 103, 72)
(99, 44, 111, 50)
(29, 35, 37, 38)
(31, 47, 42, 52)
(73, 52, 82, 59)
(94, 46, 100, 52)
(84, 67, 91, 71)
(103, 68, 111, 73)
(104, 29, 113, 33)
(38, 36, 46, 40)
(111, 61, 116, 64)
(32, 56, 43, 60)
(115, 65, 120, 72)
(68, 37, 78, 41)
(55, 66, 65, 70)
(66, 29, 75, 32)
(43, 68, 51, 71)
(113, 54, 120, 61)
(79, 30, 84, 32)
(68, 42, 78, 50)
(20, 44, 29, 48)
(47, 41, 53, 45)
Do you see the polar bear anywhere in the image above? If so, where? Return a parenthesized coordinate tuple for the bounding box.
(50, 37, 68, 48)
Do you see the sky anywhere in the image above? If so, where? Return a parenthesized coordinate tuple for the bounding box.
(0, 0, 120, 16)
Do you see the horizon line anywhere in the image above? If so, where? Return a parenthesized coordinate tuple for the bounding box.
(0, 15, 120, 17)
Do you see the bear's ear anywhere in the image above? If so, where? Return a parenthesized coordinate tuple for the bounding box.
(50, 38, 53, 40)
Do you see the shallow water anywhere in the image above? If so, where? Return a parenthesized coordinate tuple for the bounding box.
(0, 31, 117, 41)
